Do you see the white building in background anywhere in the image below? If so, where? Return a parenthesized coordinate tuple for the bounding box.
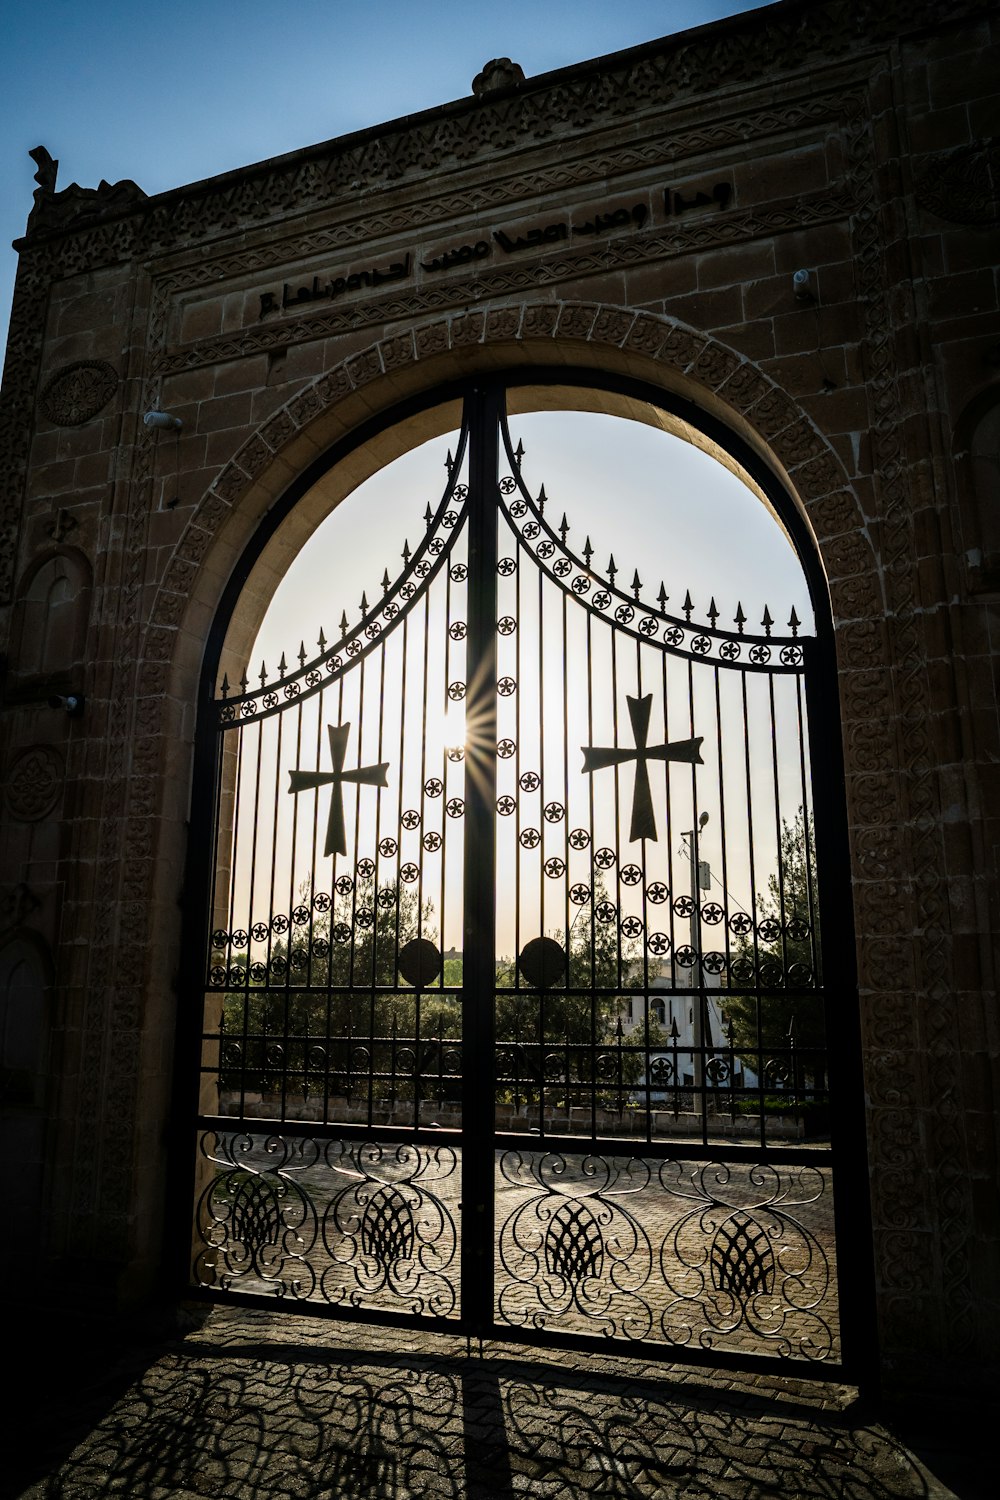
(619, 966, 760, 1099)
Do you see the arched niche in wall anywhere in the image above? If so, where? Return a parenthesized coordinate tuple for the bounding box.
(9, 547, 92, 697)
(955, 388, 1000, 593)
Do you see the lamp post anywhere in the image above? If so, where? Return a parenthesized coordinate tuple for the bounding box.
(681, 813, 710, 1093)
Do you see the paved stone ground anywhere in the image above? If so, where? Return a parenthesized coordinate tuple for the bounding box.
(5, 1304, 992, 1500)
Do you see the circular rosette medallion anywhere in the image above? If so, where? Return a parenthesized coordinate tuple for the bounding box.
(397, 938, 443, 988)
(517, 936, 567, 990)
(39, 360, 118, 426)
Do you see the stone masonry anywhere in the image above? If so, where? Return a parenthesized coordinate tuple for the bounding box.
(0, 0, 997, 1403)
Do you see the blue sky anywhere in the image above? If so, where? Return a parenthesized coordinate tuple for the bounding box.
(0, 0, 764, 356)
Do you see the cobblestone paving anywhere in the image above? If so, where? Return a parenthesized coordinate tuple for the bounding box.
(7, 1305, 983, 1500)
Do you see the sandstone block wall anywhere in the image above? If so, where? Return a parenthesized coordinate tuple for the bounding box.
(0, 0, 996, 1396)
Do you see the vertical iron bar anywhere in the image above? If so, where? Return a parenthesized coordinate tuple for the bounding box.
(418, 572, 432, 1130)
(562, 586, 571, 1123)
(741, 668, 765, 1151)
(803, 635, 877, 1389)
(536, 523, 546, 1132)
(586, 606, 597, 1140)
(461, 384, 500, 1338)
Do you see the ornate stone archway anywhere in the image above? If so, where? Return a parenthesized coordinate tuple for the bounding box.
(139, 302, 951, 1376)
(3, 3, 990, 1395)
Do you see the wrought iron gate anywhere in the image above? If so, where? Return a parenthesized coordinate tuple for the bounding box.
(188, 383, 853, 1373)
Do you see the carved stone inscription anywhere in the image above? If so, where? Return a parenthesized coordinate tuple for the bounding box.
(254, 183, 732, 324)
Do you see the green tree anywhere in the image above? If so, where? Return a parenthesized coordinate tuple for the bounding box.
(493, 874, 648, 1109)
(219, 873, 441, 1100)
(725, 809, 826, 1091)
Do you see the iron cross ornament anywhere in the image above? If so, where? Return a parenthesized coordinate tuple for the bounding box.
(582, 693, 702, 842)
(288, 723, 389, 856)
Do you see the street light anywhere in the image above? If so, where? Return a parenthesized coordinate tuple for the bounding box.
(681, 812, 710, 1091)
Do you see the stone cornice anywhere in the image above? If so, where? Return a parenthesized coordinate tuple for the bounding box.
(14, 0, 990, 257)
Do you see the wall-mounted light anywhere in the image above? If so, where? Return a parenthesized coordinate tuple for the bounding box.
(143, 410, 182, 431)
(793, 268, 814, 302)
(47, 693, 84, 716)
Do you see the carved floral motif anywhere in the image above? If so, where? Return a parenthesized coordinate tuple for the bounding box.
(915, 138, 1000, 227)
(38, 360, 118, 426)
(4, 745, 63, 820)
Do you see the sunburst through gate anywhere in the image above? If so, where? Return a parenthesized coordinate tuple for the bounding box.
(190, 386, 844, 1371)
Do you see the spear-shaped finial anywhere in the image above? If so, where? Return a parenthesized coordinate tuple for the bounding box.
(220, 673, 230, 699)
(631, 569, 642, 601)
(339, 611, 349, 636)
(298, 641, 307, 668)
(789, 606, 801, 637)
(735, 603, 746, 635)
(259, 659, 269, 688)
(239, 668, 249, 694)
(762, 605, 773, 637)
(277, 651, 287, 678)
(402, 539, 411, 564)
(381, 569, 391, 594)
(424, 503, 433, 530)
(445, 447, 454, 476)
(608, 554, 617, 586)
(514, 438, 524, 469)
(317, 626, 327, 652)
(559, 512, 569, 543)
(708, 597, 719, 627)
(583, 535, 594, 568)
(683, 590, 694, 621)
(360, 591, 369, 616)
(537, 483, 547, 514)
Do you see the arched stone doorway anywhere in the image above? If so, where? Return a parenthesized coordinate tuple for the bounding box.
(172, 355, 870, 1381)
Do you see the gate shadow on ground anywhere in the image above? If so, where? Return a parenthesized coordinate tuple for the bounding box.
(6, 1306, 976, 1499)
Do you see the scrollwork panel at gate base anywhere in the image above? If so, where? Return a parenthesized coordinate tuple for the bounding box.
(495, 1150, 837, 1362)
(193, 1130, 460, 1317)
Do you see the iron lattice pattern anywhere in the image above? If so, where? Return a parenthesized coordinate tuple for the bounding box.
(195, 1133, 460, 1317)
(193, 1135, 836, 1362)
(496, 1152, 835, 1361)
(192, 390, 841, 1369)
